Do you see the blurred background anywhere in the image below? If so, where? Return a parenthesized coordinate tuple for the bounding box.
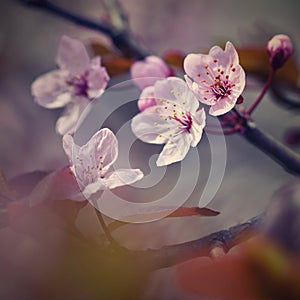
(0, 0, 300, 299)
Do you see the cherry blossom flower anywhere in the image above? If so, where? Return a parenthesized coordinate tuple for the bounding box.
(130, 55, 173, 90)
(63, 128, 144, 198)
(184, 42, 245, 116)
(31, 35, 109, 135)
(267, 34, 293, 70)
(131, 77, 206, 166)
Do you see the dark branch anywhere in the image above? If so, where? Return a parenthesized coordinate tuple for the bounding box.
(19, 0, 149, 59)
(134, 213, 264, 269)
(242, 121, 300, 175)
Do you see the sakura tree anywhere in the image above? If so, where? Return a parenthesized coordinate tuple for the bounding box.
(1, 0, 300, 299)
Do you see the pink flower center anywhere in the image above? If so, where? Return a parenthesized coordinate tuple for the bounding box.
(67, 74, 89, 98)
(173, 112, 193, 133)
(210, 77, 233, 101)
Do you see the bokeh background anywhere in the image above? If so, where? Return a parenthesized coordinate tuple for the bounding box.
(1, 0, 300, 299)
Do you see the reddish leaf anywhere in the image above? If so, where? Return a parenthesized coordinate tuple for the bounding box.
(102, 57, 132, 76)
(108, 207, 219, 232)
(163, 49, 185, 69)
(90, 42, 115, 56)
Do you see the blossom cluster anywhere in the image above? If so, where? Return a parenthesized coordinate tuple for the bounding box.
(30, 34, 292, 197)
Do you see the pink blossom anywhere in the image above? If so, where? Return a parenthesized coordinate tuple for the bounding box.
(63, 128, 144, 198)
(184, 42, 245, 116)
(267, 34, 293, 69)
(131, 77, 206, 166)
(31, 35, 110, 135)
(130, 55, 173, 90)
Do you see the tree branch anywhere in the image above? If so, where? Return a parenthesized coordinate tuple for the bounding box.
(242, 121, 300, 175)
(134, 213, 264, 269)
(19, 0, 149, 59)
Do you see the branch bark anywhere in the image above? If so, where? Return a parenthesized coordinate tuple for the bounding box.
(134, 213, 264, 269)
(242, 121, 300, 175)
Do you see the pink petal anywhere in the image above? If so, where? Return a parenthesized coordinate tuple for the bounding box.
(56, 98, 90, 135)
(103, 169, 144, 189)
(31, 70, 71, 108)
(156, 134, 193, 166)
(56, 35, 90, 76)
(131, 55, 172, 90)
(87, 57, 110, 99)
(137, 86, 157, 111)
(209, 97, 236, 116)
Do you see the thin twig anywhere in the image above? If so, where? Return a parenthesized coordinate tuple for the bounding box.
(247, 70, 275, 115)
(94, 207, 128, 253)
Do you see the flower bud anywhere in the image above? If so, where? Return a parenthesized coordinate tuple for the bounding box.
(130, 56, 173, 90)
(267, 34, 293, 70)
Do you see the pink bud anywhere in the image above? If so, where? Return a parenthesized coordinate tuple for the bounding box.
(267, 34, 293, 69)
(130, 56, 173, 90)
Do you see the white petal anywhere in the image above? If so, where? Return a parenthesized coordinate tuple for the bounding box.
(82, 179, 105, 198)
(156, 134, 192, 166)
(154, 77, 199, 112)
(190, 108, 206, 147)
(131, 109, 177, 144)
(56, 98, 89, 135)
(103, 169, 144, 189)
(80, 128, 118, 176)
(31, 70, 71, 108)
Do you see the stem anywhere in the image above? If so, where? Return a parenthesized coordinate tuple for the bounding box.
(134, 213, 264, 269)
(94, 208, 127, 252)
(20, 0, 149, 59)
(247, 70, 275, 115)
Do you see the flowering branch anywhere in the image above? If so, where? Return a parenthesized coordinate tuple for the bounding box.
(19, 0, 149, 59)
(134, 213, 264, 269)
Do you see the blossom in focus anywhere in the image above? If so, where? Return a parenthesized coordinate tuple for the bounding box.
(184, 41, 245, 116)
(130, 55, 173, 90)
(267, 34, 293, 70)
(63, 128, 144, 198)
(31, 35, 110, 135)
(131, 77, 206, 166)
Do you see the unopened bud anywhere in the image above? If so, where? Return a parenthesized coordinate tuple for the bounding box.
(267, 34, 293, 70)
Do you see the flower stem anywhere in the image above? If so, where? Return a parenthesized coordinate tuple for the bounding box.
(94, 208, 127, 252)
(247, 70, 275, 115)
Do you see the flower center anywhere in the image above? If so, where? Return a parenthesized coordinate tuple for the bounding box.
(67, 74, 89, 97)
(210, 77, 232, 101)
(174, 112, 192, 133)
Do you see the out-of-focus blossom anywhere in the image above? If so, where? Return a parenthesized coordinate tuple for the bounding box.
(131, 77, 206, 166)
(31, 35, 110, 135)
(137, 86, 157, 111)
(184, 42, 245, 116)
(63, 128, 144, 198)
(130, 55, 173, 90)
(267, 34, 293, 70)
